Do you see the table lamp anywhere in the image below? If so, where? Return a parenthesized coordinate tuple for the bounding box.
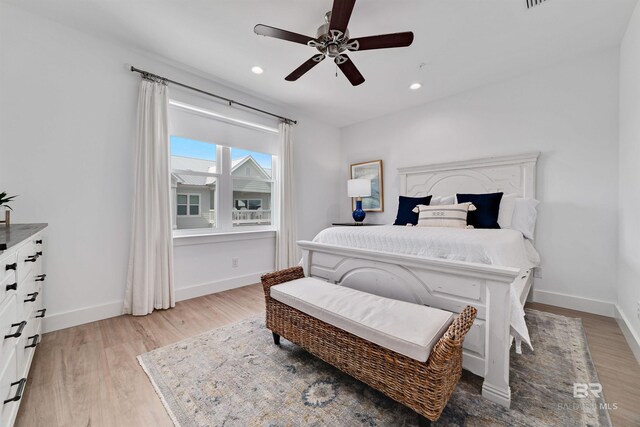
(348, 179, 371, 224)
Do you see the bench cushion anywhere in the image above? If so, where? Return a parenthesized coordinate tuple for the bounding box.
(270, 277, 455, 362)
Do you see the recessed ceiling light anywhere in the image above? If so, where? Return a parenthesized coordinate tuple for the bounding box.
(251, 66, 264, 75)
(409, 83, 422, 90)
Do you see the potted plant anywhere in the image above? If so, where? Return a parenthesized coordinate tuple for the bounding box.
(0, 192, 17, 227)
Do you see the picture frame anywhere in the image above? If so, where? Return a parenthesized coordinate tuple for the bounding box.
(350, 160, 384, 212)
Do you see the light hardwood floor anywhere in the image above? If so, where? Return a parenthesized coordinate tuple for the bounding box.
(14, 286, 640, 426)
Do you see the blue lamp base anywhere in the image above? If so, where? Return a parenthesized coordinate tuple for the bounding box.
(352, 199, 366, 223)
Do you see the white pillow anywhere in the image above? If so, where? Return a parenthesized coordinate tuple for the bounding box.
(430, 195, 456, 206)
(511, 198, 539, 240)
(412, 203, 476, 228)
(498, 193, 517, 229)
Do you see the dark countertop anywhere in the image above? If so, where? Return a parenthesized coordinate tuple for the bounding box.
(0, 223, 48, 252)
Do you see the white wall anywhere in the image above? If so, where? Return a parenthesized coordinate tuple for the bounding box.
(339, 48, 621, 315)
(0, 3, 341, 331)
(618, 1, 640, 360)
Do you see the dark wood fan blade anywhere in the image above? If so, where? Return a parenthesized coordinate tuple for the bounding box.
(254, 24, 316, 45)
(329, 0, 356, 34)
(349, 32, 414, 51)
(285, 54, 326, 81)
(335, 55, 365, 86)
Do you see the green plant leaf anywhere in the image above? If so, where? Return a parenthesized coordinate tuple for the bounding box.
(0, 192, 18, 209)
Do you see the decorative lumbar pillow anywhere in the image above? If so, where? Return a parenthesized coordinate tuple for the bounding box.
(511, 198, 539, 240)
(498, 193, 517, 229)
(412, 203, 476, 228)
(456, 192, 503, 229)
(394, 195, 432, 226)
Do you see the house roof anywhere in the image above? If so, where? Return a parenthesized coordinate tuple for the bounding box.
(171, 155, 216, 174)
(231, 156, 272, 179)
(171, 173, 215, 186)
(171, 155, 271, 192)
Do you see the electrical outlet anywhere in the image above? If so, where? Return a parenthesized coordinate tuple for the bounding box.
(232, 258, 239, 268)
(533, 267, 542, 279)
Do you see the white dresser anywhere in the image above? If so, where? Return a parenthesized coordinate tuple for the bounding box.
(0, 224, 47, 427)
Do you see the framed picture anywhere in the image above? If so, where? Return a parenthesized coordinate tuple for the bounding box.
(350, 160, 384, 212)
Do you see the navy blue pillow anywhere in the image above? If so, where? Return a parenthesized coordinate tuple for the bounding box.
(456, 192, 503, 229)
(394, 195, 432, 226)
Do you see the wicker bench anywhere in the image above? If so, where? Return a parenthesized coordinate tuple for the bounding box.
(261, 267, 477, 426)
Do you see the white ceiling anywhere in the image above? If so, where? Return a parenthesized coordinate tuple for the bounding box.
(7, 0, 638, 127)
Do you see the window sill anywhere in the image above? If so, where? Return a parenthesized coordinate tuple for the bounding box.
(172, 229, 277, 246)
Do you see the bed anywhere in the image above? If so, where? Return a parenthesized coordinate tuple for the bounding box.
(297, 152, 540, 408)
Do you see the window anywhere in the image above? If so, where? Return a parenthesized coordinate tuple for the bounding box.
(231, 148, 273, 228)
(171, 136, 218, 230)
(170, 136, 277, 234)
(234, 199, 262, 210)
(177, 194, 200, 216)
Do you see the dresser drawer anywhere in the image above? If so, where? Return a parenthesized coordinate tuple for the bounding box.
(0, 348, 23, 427)
(16, 275, 38, 323)
(0, 272, 17, 307)
(0, 295, 19, 363)
(16, 241, 39, 284)
(0, 252, 17, 289)
(15, 319, 38, 380)
(18, 292, 43, 376)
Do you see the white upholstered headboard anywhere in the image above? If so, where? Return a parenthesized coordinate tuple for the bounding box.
(398, 152, 539, 199)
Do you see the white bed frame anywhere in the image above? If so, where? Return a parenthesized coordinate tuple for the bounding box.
(297, 152, 539, 408)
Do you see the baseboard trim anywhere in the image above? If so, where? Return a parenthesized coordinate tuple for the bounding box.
(615, 305, 640, 364)
(42, 300, 123, 333)
(42, 272, 267, 333)
(174, 272, 267, 302)
(530, 289, 616, 317)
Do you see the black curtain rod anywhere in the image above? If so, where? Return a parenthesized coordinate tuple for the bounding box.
(130, 66, 297, 125)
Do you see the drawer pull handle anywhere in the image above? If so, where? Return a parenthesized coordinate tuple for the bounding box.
(35, 274, 47, 282)
(4, 321, 27, 339)
(36, 251, 43, 256)
(5, 263, 17, 271)
(36, 309, 46, 318)
(25, 255, 39, 263)
(24, 292, 38, 303)
(3, 378, 27, 404)
(35, 240, 43, 244)
(6, 282, 17, 291)
(25, 334, 39, 349)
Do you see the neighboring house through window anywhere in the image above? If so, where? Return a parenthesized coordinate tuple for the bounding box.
(170, 137, 276, 233)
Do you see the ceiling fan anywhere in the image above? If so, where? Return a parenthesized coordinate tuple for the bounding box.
(254, 0, 414, 86)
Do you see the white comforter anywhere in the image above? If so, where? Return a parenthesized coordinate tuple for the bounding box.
(313, 225, 540, 269)
(313, 225, 540, 353)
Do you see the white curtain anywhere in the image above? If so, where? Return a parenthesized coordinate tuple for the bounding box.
(275, 121, 297, 269)
(123, 78, 175, 315)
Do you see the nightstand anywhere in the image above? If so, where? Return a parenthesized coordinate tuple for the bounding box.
(331, 223, 384, 226)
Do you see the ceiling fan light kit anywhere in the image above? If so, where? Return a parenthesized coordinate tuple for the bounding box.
(254, 0, 414, 86)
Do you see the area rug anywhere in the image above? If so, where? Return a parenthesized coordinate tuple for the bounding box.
(138, 310, 612, 426)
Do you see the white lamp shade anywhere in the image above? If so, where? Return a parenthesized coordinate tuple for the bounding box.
(348, 179, 371, 197)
